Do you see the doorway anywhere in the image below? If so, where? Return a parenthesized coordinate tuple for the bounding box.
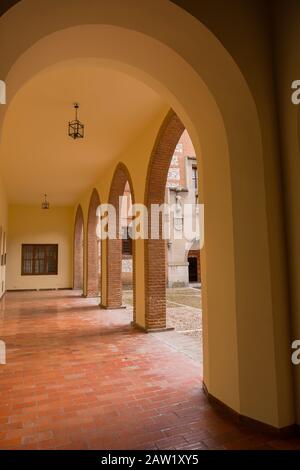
(188, 257, 198, 283)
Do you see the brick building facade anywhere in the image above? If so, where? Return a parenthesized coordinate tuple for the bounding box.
(121, 130, 201, 288)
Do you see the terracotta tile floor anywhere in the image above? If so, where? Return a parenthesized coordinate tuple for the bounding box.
(0, 290, 300, 450)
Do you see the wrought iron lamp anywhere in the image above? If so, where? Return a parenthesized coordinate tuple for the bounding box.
(42, 194, 50, 210)
(68, 103, 84, 140)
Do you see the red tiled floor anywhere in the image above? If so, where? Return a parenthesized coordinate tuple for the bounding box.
(0, 290, 299, 450)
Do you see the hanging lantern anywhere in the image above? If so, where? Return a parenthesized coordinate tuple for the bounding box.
(42, 194, 50, 210)
(68, 103, 84, 140)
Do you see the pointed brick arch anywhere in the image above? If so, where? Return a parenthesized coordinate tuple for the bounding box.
(104, 163, 136, 320)
(144, 110, 185, 330)
(86, 189, 101, 298)
(73, 205, 84, 291)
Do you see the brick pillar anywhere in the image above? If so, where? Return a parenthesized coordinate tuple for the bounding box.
(103, 163, 136, 317)
(145, 110, 184, 330)
(145, 238, 167, 329)
(73, 205, 84, 290)
(86, 189, 101, 297)
(106, 237, 123, 308)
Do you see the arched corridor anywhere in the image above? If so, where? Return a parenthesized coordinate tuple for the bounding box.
(0, 0, 299, 452)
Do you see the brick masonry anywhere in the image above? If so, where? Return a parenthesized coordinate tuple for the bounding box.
(73, 205, 84, 290)
(144, 110, 185, 330)
(105, 163, 136, 322)
(86, 189, 101, 297)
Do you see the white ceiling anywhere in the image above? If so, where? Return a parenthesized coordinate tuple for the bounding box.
(0, 60, 166, 205)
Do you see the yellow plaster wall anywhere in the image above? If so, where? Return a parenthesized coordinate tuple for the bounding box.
(7, 205, 73, 290)
(172, 0, 294, 428)
(0, 176, 8, 298)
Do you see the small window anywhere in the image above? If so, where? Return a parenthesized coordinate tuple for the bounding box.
(21, 244, 58, 275)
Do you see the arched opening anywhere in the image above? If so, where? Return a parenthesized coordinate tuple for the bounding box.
(121, 181, 134, 304)
(0, 0, 293, 429)
(86, 188, 101, 298)
(165, 128, 201, 289)
(144, 111, 185, 330)
(144, 114, 203, 371)
(73, 204, 84, 293)
(103, 163, 136, 323)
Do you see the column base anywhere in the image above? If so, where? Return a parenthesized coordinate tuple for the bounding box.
(131, 321, 174, 333)
(202, 381, 297, 436)
(83, 293, 100, 298)
(99, 304, 126, 310)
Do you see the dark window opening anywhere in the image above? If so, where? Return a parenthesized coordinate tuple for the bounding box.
(188, 256, 198, 283)
(21, 244, 58, 275)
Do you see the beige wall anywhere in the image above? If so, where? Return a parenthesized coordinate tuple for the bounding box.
(7, 205, 73, 290)
(0, 176, 8, 298)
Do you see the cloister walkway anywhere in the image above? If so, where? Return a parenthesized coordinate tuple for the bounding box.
(0, 291, 299, 450)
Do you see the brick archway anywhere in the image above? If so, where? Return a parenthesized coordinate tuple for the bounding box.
(73, 205, 84, 291)
(86, 189, 101, 298)
(103, 163, 136, 321)
(144, 110, 185, 330)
